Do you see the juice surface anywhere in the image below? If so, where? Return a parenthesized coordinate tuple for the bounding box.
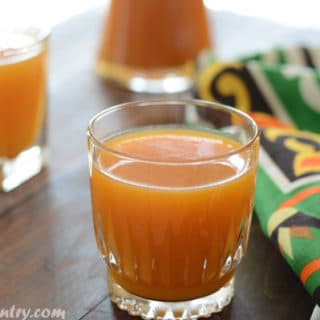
(90, 129, 256, 301)
(98, 0, 211, 69)
(0, 32, 47, 158)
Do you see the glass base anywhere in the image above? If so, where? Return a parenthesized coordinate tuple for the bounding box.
(0, 145, 47, 192)
(96, 60, 194, 94)
(108, 274, 234, 320)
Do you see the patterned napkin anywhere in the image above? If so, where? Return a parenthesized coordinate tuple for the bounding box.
(195, 47, 320, 305)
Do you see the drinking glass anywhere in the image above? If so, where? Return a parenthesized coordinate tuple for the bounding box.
(87, 100, 259, 319)
(0, 27, 49, 192)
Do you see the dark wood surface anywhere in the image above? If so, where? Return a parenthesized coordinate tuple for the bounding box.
(0, 8, 316, 320)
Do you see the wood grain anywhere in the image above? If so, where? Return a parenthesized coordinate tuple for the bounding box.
(0, 7, 315, 320)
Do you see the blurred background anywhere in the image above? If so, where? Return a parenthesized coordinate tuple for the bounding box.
(1, 0, 320, 61)
(1, 0, 320, 29)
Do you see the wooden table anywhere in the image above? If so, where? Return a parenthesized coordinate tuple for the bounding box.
(0, 8, 316, 320)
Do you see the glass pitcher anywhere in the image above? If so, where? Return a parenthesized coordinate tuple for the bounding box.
(96, 0, 211, 93)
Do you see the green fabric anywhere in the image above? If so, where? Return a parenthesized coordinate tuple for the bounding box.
(257, 127, 320, 304)
(262, 65, 320, 132)
(195, 46, 320, 305)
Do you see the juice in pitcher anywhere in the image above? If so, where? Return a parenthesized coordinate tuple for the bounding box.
(96, 0, 211, 93)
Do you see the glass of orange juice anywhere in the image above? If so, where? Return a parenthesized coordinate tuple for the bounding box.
(96, 0, 211, 93)
(0, 28, 49, 192)
(87, 100, 259, 319)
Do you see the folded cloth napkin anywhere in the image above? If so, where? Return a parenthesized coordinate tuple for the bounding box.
(195, 46, 320, 305)
(196, 46, 320, 133)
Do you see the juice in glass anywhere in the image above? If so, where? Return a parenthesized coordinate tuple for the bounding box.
(91, 129, 256, 300)
(0, 30, 48, 191)
(96, 0, 211, 93)
(88, 100, 259, 319)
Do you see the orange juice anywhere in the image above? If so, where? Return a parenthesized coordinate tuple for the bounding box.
(90, 129, 256, 301)
(0, 32, 47, 158)
(96, 0, 211, 92)
(98, 0, 211, 70)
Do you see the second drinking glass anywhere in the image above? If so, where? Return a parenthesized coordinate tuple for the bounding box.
(0, 27, 49, 192)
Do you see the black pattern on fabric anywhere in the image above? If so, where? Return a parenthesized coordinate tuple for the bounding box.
(270, 212, 320, 245)
(301, 47, 316, 69)
(261, 132, 320, 182)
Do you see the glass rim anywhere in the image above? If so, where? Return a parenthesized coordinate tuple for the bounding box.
(87, 99, 260, 165)
(0, 27, 50, 58)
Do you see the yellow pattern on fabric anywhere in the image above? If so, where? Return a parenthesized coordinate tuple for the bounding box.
(267, 207, 297, 236)
(284, 138, 315, 153)
(197, 62, 251, 112)
(295, 152, 320, 176)
(265, 128, 320, 176)
(265, 128, 320, 143)
(278, 227, 294, 259)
